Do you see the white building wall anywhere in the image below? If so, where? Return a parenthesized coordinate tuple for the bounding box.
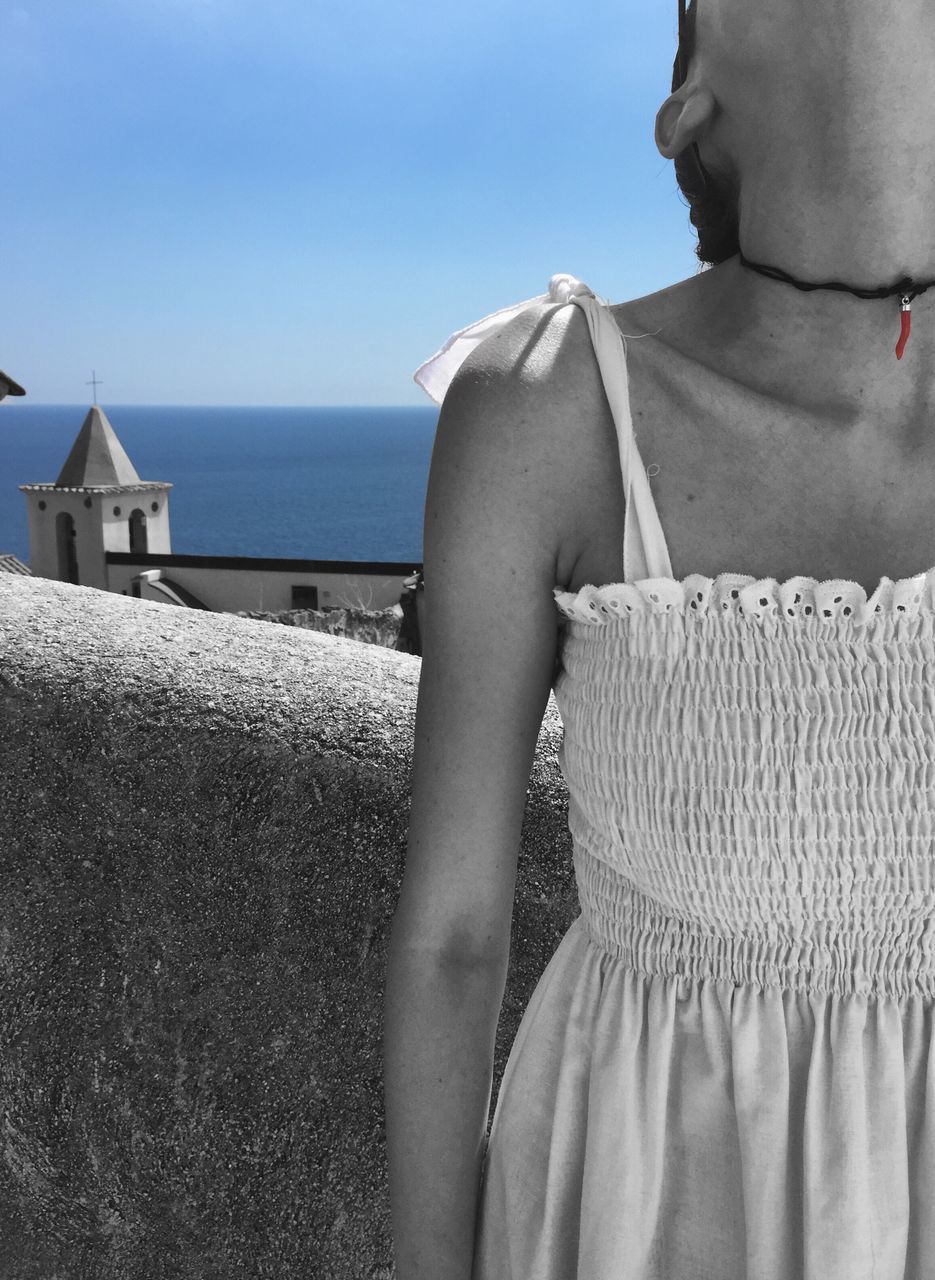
(23, 485, 173, 591)
(23, 491, 109, 590)
(101, 492, 172, 558)
(105, 562, 414, 613)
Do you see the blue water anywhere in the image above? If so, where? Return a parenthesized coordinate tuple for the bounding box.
(0, 405, 439, 565)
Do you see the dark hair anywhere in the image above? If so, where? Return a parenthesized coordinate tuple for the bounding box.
(672, 0, 740, 267)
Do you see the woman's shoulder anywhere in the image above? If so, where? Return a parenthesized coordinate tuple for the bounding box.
(441, 290, 605, 433)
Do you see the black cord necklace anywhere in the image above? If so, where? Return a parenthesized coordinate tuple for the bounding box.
(738, 248, 935, 360)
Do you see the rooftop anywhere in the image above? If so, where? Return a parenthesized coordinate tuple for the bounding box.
(19, 482, 172, 494)
(52, 405, 152, 488)
(0, 553, 31, 575)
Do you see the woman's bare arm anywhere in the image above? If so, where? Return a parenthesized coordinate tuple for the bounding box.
(383, 304, 586, 1280)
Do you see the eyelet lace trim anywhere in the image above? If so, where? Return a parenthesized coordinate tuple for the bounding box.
(553, 567, 935, 627)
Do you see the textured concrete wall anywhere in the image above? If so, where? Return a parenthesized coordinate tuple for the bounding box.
(0, 575, 576, 1280)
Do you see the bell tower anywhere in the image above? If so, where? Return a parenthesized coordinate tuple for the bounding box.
(19, 403, 173, 592)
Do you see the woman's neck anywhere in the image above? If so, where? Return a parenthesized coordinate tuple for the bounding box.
(688, 254, 935, 436)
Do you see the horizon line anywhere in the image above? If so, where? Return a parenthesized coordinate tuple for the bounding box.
(3, 401, 438, 411)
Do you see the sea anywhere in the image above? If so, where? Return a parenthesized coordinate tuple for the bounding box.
(0, 404, 439, 567)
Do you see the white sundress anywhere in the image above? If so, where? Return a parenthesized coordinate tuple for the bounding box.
(415, 274, 935, 1280)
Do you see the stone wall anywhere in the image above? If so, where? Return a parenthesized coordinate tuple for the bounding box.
(0, 575, 576, 1280)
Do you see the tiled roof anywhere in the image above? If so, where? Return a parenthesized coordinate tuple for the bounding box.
(19, 482, 172, 494)
(0, 554, 32, 575)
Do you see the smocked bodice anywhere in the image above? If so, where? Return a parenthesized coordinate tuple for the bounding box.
(552, 571, 935, 1003)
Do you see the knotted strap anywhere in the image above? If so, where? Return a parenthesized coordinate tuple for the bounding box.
(413, 273, 673, 584)
(413, 274, 597, 404)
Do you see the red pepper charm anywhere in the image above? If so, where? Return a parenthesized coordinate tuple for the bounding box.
(896, 295, 912, 360)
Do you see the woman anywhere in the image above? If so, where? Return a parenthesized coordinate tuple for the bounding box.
(384, 2, 935, 1276)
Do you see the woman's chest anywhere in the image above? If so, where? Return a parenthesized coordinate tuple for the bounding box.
(563, 317, 935, 598)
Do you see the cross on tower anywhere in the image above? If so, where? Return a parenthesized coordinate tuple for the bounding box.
(86, 370, 103, 404)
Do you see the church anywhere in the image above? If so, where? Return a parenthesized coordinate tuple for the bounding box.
(13, 403, 421, 614)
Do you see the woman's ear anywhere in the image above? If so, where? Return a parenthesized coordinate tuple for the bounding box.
(654, 85, 717, 160)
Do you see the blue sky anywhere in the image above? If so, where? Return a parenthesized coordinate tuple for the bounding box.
(2, 0, 703, 406)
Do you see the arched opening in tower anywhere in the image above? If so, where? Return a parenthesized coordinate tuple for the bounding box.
(55, 511, 79, 584)
(129, 508, 148, 555)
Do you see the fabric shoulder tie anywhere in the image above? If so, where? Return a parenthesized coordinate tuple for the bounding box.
(413, 274, 597, 405)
